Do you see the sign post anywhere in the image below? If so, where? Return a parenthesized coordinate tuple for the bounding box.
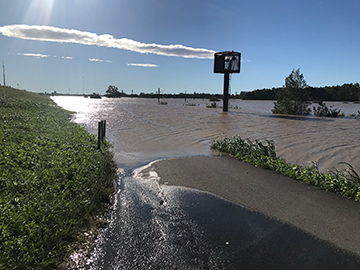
(223, 72, 230, 112)
(214, 51, 241, 112)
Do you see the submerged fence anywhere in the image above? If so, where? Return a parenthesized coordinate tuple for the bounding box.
(98, 120, 106, 150)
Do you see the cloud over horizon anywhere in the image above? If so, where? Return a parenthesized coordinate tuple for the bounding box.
(16, 53, 51, 58)
(127, 63, 158, 67)
(0, 24, 215, 59)
(13, 52, 73, 59)
(89, 58, 112, 63)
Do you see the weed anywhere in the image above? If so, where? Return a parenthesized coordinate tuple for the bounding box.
(206, 101, 218, 108)
(211, 136, 360, 201)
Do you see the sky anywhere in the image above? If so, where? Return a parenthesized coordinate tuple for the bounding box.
(0, 0, 360, 95)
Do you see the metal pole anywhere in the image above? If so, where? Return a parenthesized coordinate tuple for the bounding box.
(223, 72, 230, 112)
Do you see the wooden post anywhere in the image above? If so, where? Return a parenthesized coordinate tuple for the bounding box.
(223, 72, 230, 112)
(103, 120, 106, 138)
(101, 120, 106, 143)
(98, 121, 102, 150)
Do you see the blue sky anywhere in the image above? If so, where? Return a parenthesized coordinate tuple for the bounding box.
(0, 0, 359, 95)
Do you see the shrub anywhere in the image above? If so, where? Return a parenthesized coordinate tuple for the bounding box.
(313, 101, 342, 117)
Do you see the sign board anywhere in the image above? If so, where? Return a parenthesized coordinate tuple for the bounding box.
(214, 51, 241, 74)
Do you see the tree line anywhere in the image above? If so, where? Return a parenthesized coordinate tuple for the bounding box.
(240, 82, 360, 102)
(105, 85, 223, 100)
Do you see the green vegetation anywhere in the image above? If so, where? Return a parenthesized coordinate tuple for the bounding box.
(313, 101, 342, 117)
(105, 85, 124, 98)
(89, 92, 102, 99)
(206, 101, 218, 108)
(211, 136, 360, 201)
(0, 86, 117, 269)
(272, 69, 312, 115)
(239, 88, 277, 100)
(349, 111, 360, 118)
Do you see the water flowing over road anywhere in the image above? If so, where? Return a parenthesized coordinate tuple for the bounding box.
(52, 97, 360, 269)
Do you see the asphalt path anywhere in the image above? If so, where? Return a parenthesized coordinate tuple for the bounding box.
(138, 155, 360, 267)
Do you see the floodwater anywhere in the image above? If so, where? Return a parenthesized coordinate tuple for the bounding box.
(51, 97, 360, 269)
(53, 96, 360, 172)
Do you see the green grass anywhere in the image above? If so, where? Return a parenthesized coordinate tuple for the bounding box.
(0, 86, 117, 269)
(211, 136, 360, 201)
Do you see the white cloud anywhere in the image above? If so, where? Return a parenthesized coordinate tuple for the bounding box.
(13, 52, 73, 59)
(127, 63, 158, 67)
(89, 58, 112, 63)
(241, 58, 251, 63)
(16, 52, 50, 58)
(0, 24, 215, 59)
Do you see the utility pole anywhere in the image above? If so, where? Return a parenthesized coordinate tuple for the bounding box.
(2, 62, 6, 87)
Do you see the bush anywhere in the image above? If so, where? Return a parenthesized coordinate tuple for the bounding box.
(313, 101, 342, 117)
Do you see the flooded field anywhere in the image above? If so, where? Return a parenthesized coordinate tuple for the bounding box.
(53, 96, 360, 173)
(52, 96, 360, 269)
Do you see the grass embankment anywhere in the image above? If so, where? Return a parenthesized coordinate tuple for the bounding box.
(211, 136, 360, 201)
(0, 86, 117, 269)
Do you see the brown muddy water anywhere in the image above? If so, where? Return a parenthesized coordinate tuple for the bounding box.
(53, 97, 360, 173)
(52, 96, 360, 269)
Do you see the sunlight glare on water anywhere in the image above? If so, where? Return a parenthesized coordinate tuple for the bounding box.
(51, 96, 112, 128)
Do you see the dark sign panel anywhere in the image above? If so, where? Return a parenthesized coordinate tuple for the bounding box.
(214, 51, 241, 74)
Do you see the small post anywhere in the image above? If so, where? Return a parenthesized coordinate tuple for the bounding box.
(98, 121, 102, 150)
(223, 72, 230, 112)
(102, 120, 106, 139)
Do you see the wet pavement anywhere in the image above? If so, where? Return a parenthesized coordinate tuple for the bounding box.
(81, 165, 360, 270)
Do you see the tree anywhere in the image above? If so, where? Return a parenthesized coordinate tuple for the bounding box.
(105, 85, 121, 97)
(272, 69, 311, 115)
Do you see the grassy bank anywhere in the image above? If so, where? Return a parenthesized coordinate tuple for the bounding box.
(211, 136, 360, 201)
(0, 86, 117, 268)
